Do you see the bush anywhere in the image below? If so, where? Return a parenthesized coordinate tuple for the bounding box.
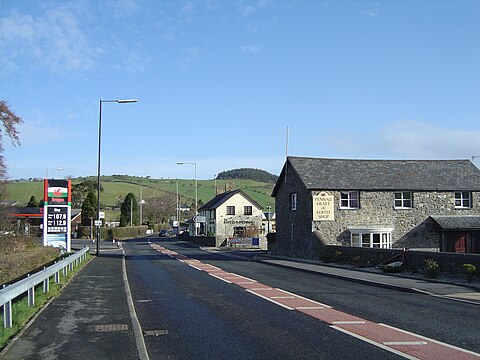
(425, 259, 440, 278)
(462, 263, 477, 282)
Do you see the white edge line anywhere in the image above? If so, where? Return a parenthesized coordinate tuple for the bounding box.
(245, 289, 294, 310)
(277, 288, 332, 308)
(122, 247, 150, 360)
(331, 325, 419, 360)
(234, 274, 258, 282)
(251, 287, 273, 291)
(209, 273, 232, 283)
(384, 341, 427, 346)
(379, 323, 480, 357)
(188, 264, 204, 271)
(271, 296, 295, 299)
(296, 306, 325, 310)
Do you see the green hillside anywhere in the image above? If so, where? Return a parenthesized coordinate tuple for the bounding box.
(7, 176, 276, 214)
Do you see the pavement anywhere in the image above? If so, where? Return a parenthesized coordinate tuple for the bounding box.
(0, 240, 145, 360)
(203, 247, 480, 305)
(2, 239, 479, 359)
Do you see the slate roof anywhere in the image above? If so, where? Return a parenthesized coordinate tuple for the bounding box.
(431, 215, 480, 230)
(199, 189, 262, 211)
(273, 156, 480, 194)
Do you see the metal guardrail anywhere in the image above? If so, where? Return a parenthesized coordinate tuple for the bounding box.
(0, 246, 90, 328)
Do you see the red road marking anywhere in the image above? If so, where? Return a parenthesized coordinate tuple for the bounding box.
(148, 242, 480, 359)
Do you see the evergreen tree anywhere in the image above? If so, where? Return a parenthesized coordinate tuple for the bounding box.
(81, 191, 97, 226)
(120, 193, 138, 227)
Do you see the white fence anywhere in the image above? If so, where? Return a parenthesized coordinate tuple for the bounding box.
(0, 247, 90, 328)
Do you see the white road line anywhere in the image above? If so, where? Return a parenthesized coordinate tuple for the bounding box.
(208, 273, 232, 283)
(332, 321, 366, 325)
(277, 288, 332, 308)
(383, 341, 427, 346)
(379, 323, 480, 357)
(188, 264, 205, 271)
(245, 290, 294, 310)
(250, 287, 273, 291)
(331, 325, 418, 360)
(233, 274, 258, 282)
(271, 296, 295, 299)
(122, 247, 150, 360)
(296, 306, 325, 310)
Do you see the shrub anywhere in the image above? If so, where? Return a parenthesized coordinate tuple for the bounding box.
(462, 264, 477, 282)
(425, 259, 440, 279)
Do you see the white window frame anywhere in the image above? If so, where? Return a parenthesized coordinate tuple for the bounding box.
(226, 206, 235, 215)
(290, 193, 297, 211)
(340, 191, 359, 209)
(394, 191, 412, 209)
(350, 228, 392, 249)
(454, 191, 471, 208)
(244, 206, 252, 215)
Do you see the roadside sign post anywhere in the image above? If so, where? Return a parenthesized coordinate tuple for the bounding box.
(42, 179, 72, 252)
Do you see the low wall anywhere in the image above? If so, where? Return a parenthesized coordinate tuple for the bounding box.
(317, 245, 480, 273)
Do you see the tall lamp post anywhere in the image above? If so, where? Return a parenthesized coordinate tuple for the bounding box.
(176, 162, 197, 214)
(97, 98, 138, 256)
(177, 162, 197, 236)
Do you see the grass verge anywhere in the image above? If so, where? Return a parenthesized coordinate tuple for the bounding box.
(0, 253, 92, 350)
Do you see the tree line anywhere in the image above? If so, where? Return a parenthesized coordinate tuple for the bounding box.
(216, 168, 278, 183)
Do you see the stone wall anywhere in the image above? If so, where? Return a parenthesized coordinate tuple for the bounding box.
(274, 169, 480, 258)
(312, 190, 480, 249)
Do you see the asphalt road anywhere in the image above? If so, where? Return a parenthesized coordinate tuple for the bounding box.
(123, 237, 480, 359)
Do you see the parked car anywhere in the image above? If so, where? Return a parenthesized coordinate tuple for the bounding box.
(159, 229, 169, 237)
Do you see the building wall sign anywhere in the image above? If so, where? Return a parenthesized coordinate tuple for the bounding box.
(223, 219, 257, 225)
(313, 192, 334, 221)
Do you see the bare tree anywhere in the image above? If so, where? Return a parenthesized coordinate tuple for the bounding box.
(0, 101, 23, 226)
(0, 100, 23, 181)
(143, 192, 176, 225)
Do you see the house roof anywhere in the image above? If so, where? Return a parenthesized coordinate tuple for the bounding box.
(199, 189, 263, 211)
(272, 156, 480, 195)
(431, 215, 480, 230)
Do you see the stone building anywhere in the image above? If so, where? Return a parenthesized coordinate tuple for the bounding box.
(271, 156, 480, 258)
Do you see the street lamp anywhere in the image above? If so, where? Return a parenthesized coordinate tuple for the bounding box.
(176, 162, 197, 214)
(97, 98, 138, 256)
(177, 162, 197, 237)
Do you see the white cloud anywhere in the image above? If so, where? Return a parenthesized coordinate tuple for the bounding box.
(113, 0, 141, 19)
(176, 46, 201, 66)
(241, 44, 260, 53)
(237, 1, 257, 16)
(0, 6, 97, 73)
(327, 120, 480, 160)
(365, 3, 381, 18)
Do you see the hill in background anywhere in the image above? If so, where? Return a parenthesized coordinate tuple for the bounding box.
(7, 170, 277, 220)
(216, 168, 278, 183)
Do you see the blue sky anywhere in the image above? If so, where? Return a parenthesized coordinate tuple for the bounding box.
(1, 0, 479, 180)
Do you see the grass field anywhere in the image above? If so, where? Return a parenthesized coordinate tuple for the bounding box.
(7, 176, 276, 217)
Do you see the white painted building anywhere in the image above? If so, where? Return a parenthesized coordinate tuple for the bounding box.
(198, 189, 266, 248)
